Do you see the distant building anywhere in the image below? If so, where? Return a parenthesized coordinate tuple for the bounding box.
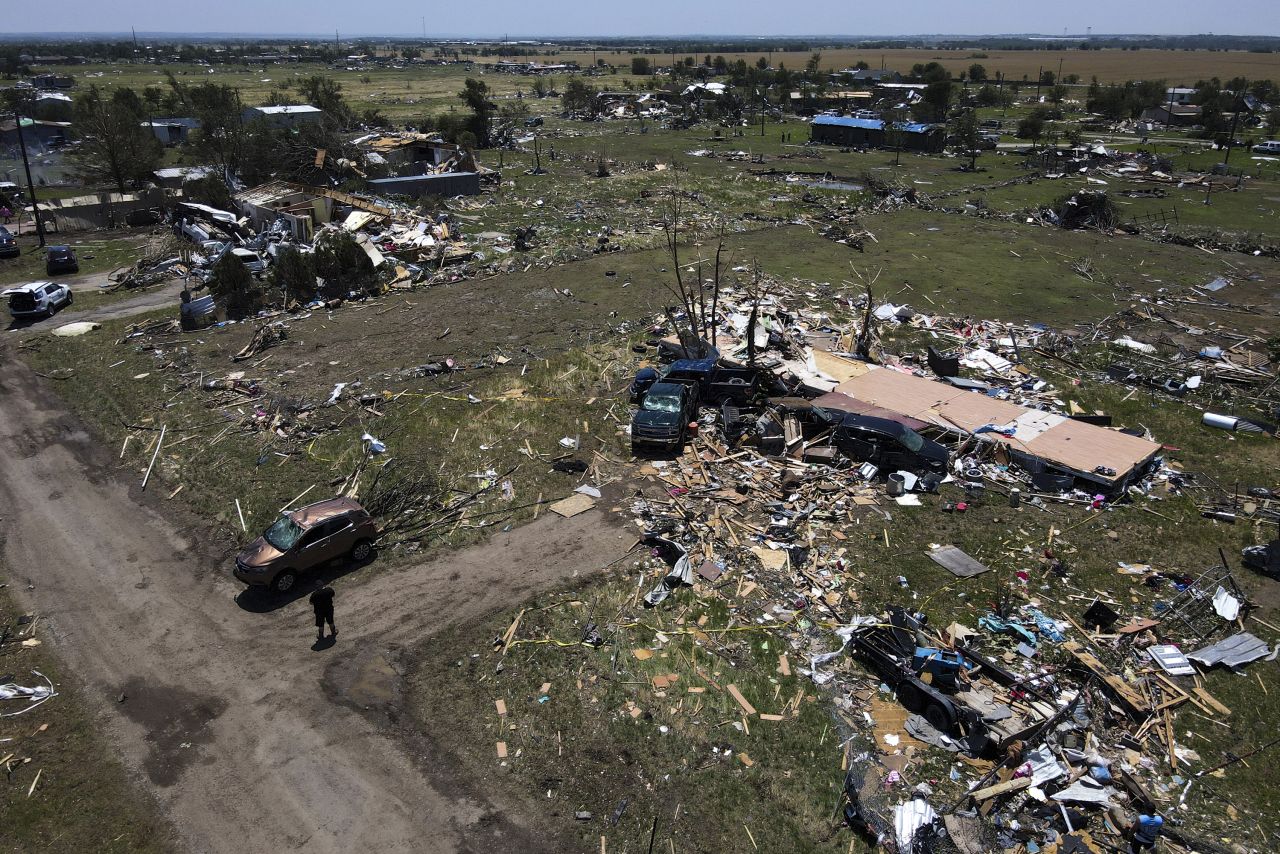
(0, 117, 71, 150)
(809, 115, 944, 153)
(852, 68, 902, 84)
(1165, 87, 1197, 105)
(143, 118, 201, 146)
(1140, 104, 1202, 127)
(31, 92, 74, 122)
(240, 104, 324, 129)
(30, 73, 75, 90)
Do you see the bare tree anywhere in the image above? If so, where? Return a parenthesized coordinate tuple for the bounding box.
(851, 267, 883, 363)
(658, 183, 732, 358)
(743, 261, 769, 366)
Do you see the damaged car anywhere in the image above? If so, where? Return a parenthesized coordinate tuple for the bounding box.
(234, 497, 377, 593)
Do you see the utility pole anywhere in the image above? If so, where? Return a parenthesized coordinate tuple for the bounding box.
(12, 98, 47, 247)
(1035, 65, 1043, 99)
(1222, 81, 1247, 166)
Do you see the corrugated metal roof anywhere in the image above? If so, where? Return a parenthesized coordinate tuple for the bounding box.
(250, 104, 323, 115)
(813, 115, 936, 134)
(813, 115, 883, 130)
(1188, 633, 1276, 668)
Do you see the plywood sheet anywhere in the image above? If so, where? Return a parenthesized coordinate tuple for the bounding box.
(927, 545, 994, 578)
(812, 349, 874, 384)
(549, 493, 596, 518)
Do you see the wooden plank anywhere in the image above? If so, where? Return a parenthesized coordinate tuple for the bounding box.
(726, 684, 757, 716)
(494, 698, 507, 716)
(1062, 641, 1150, 714)
(970, 776, 1033, 802)
(1192, 687, 1231, 716)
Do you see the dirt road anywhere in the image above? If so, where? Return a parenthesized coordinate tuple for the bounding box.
(6, 280, 185, 332)
(0, 349, 632, 853)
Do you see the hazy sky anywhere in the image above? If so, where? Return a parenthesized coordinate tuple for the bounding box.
(6, 0, 1278, 38)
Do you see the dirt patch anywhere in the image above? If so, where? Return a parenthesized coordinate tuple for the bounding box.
(117, 679, 229, 787)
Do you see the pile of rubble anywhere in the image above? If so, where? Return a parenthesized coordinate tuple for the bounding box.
(601, 285, 1278, 852)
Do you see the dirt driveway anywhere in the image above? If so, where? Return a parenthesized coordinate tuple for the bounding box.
(0, 349, 633, 853)
(6, 280, 186, 333)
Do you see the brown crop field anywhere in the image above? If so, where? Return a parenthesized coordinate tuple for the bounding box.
(556, 47, 1280, 85)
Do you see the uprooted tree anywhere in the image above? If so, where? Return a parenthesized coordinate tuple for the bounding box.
(359, 459, 518, 547)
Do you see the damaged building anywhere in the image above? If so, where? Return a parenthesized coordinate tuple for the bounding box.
(810, 115, 944, 153)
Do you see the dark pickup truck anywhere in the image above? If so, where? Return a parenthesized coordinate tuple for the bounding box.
(631, 381, 699, 451)
(658, 357, 763, 404)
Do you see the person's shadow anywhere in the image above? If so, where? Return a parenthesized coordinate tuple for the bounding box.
(311, 635, 337, 652)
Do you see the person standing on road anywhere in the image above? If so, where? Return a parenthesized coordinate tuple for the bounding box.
(0, 205, 12, 224)
(310, 585, 337, 642)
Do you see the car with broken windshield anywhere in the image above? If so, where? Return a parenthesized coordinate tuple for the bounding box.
(234, 497, 377, 593)
(631, 381, 699, 451)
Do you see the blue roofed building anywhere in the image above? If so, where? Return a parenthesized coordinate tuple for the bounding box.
(809, 114, 944, 153)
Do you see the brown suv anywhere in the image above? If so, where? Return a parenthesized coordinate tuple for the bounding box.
(234, 497, 377, 593)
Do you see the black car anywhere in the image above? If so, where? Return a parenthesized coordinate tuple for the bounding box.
(45, 245, 79, 275)
(631, 381, 699, 451)
(825, 412, 949, 476)
(0, 226, 18, 259)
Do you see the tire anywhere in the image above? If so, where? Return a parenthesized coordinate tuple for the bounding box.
(896, 681, 924, 711)
(925, 702, 953, 733)
(271, 569, 298, 594)
(64, 291, 73, 306)
(350, 539, 373, 562)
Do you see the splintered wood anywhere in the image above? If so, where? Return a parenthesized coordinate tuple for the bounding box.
(726, 684, 757, 716)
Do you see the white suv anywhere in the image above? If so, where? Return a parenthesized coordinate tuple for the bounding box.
(3, 281, 73, 319)
(1252, 140, 1280, 154)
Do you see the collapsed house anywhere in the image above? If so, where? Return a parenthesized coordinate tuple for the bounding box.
(354, 132, 486, 197)
(651, 289, 1163, 497)
(621, 289, 1271, 854)
(234, 181, 339, 241)
(829, 364, 1163, 494)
